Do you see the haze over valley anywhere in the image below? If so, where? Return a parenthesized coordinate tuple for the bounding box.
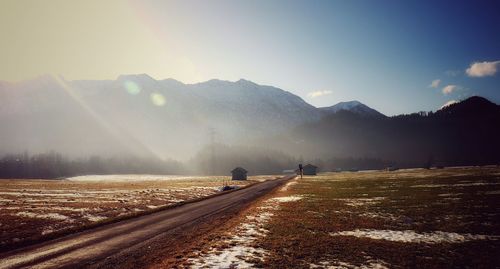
(1, 74, 499, 177)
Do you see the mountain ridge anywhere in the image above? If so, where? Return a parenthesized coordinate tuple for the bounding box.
(2, 74, 387, 114)
(0, 75, 321, 159)
(1, 74, 498, 166)
(320, 100, 385, 118)
(259, 95, 500, 166)
(436, 96, 500, 117)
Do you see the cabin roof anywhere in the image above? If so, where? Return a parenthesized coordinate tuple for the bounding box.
(231, 167, 248, 173)
(304, 164, 317, 169)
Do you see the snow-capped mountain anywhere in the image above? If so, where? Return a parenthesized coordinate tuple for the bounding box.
(0, 75, 321, 159)
(319, 101, 385, 118)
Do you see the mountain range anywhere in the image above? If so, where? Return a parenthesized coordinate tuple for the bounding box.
(264, 96, 500, 167)
(1, 75, 499, 167)
(319, 100, 385, 118)
(0, 74, 323, 159)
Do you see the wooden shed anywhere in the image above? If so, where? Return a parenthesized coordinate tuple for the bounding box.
(231, 167, 248, 180)
(303, 164, 318, 175)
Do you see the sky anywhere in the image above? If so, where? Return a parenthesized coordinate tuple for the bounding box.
(0, 0, 499, 115)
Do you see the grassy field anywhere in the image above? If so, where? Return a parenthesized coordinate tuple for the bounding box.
(189, 167, 500, 268)
(0, 175, 272, 252)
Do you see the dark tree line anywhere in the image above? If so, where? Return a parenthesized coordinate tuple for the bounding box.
(0, 149, 396, 179)
(0, 152, 185, 179)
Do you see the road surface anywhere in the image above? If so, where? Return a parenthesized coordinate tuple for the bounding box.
(0, 175, 294, 269)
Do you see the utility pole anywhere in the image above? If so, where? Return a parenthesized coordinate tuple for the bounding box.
(209, 128, 224, 187)
(209, 128, 217, 176)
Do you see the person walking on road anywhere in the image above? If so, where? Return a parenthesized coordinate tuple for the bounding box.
(298, 163, 303, 179)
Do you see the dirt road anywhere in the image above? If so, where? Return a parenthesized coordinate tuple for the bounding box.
(0, 175, 295, 269)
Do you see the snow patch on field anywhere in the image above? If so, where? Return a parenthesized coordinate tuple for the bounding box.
(189, 195, 303, 268)
(84, 214, 107, 222)
(441, 197, 460, 202)
(330, 229, 500, 244)
(280, 180, 297, 191)
(410, 184, 448, 188)
(0, 191, 94, 197)
(359, 212, 397, 221)
(41, 228, 54, 235)
(192, 246, 266, 268)
(438, 193, 463, 197)
(270, 195, 303, 202)
(67, 174, 231, 182)
(310, 259, 389, 269)
(18, 206, 89, 212)
(15, 212, 71, 221)
(412, 182, 499, 188)
(484, 190, 500, 195)
(336, 197, 385, 207)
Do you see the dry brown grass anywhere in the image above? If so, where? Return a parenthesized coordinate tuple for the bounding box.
(0, 175, 263, 252)
(251, 167, 500, 268)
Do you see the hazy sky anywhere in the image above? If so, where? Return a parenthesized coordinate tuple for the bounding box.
(1, 0, 499, 115)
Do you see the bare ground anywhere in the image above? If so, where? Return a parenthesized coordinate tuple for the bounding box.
(0, 175, 292, 269)
(0, 175, 269, 252)
(2, 167, 499, 268)
(183, 167, 500, 268)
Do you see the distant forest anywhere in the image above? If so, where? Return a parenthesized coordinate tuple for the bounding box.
(0, 148, 393, 179)
(0, 152, 184, 179)
(262, 96, 500, 168)
(0, 144, 496, 179)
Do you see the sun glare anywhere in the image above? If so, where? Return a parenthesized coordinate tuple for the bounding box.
(150, 92, 166, 106)
(124, 81, 141, 95)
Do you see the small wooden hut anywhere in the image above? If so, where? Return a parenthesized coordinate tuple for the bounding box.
(303, 164, 318, 175)
(231, 167, 248, 180)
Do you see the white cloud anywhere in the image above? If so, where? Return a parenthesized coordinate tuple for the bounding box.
(429, 79, 441, 88)
(442, 85, 457, 95)
(440, 100, 458, 109)
(308, 90, 332, 98)
(466, 60, 500, 77)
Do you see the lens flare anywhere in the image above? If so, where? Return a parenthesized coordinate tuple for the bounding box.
(150, 92, 166, 106)
(124, 80, 141, 95)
